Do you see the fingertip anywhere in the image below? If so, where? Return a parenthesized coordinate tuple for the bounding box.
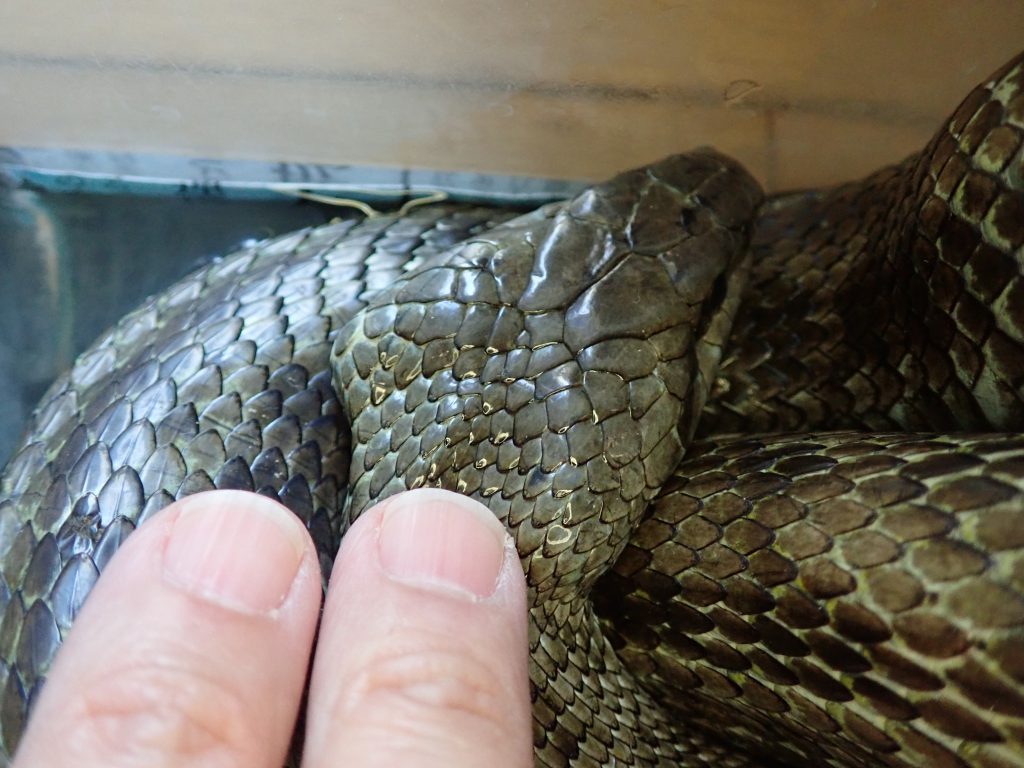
(377, 489, 510, 599)
(163, 490, 314, 615)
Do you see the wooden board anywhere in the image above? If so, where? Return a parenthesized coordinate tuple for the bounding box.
(0, 1, 1020, 190)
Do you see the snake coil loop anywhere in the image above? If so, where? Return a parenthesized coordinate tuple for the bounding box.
(0, 51, 1023, 768)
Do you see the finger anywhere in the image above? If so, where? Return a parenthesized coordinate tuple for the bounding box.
(304, 489, 532, 768)
(14, 490, 322, 768)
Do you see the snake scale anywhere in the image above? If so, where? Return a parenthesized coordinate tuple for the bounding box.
(0, 50, 1023, 767)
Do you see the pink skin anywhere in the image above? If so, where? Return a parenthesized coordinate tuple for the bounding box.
(13, 489, 532, 768)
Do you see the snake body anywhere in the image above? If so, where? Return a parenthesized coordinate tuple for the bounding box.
(1, 52, 1023, 767)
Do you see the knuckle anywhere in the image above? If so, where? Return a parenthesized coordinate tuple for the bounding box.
(344, 635, 510, 734)
(62, 653, 256, 767)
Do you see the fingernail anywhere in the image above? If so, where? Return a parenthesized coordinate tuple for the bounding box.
(163, 492, 307, 615)
(378, 490, 507, 599)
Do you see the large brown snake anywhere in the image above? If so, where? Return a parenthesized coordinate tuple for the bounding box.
(0, 51, 1023, 768)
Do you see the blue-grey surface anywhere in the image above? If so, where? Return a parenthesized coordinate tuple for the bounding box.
(2, 147, 584, 204)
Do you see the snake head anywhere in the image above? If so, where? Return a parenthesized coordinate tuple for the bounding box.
(333, 151, 762, 601)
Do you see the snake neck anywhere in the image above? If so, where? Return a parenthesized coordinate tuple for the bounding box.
(701, 159, 923, 433)
(701, 53, 1024, 436)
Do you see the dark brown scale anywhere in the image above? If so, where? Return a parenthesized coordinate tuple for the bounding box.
(594, 431, 1024, 768)
(701, 54, 1024, 438)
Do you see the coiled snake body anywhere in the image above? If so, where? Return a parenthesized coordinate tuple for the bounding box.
(1, 53, 1023, 768)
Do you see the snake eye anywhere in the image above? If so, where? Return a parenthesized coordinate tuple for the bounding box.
(706, 272, 729, 313)
(680, 202, 713, 236)
(696, 272, 730, 339)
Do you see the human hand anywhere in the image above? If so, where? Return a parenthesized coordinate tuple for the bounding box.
(13, 488, 532, 768)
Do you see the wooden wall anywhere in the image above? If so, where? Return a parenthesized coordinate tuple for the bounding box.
(0, 1, 1021, 190)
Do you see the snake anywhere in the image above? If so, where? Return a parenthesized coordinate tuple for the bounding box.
(0, 49, 1022, 768)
